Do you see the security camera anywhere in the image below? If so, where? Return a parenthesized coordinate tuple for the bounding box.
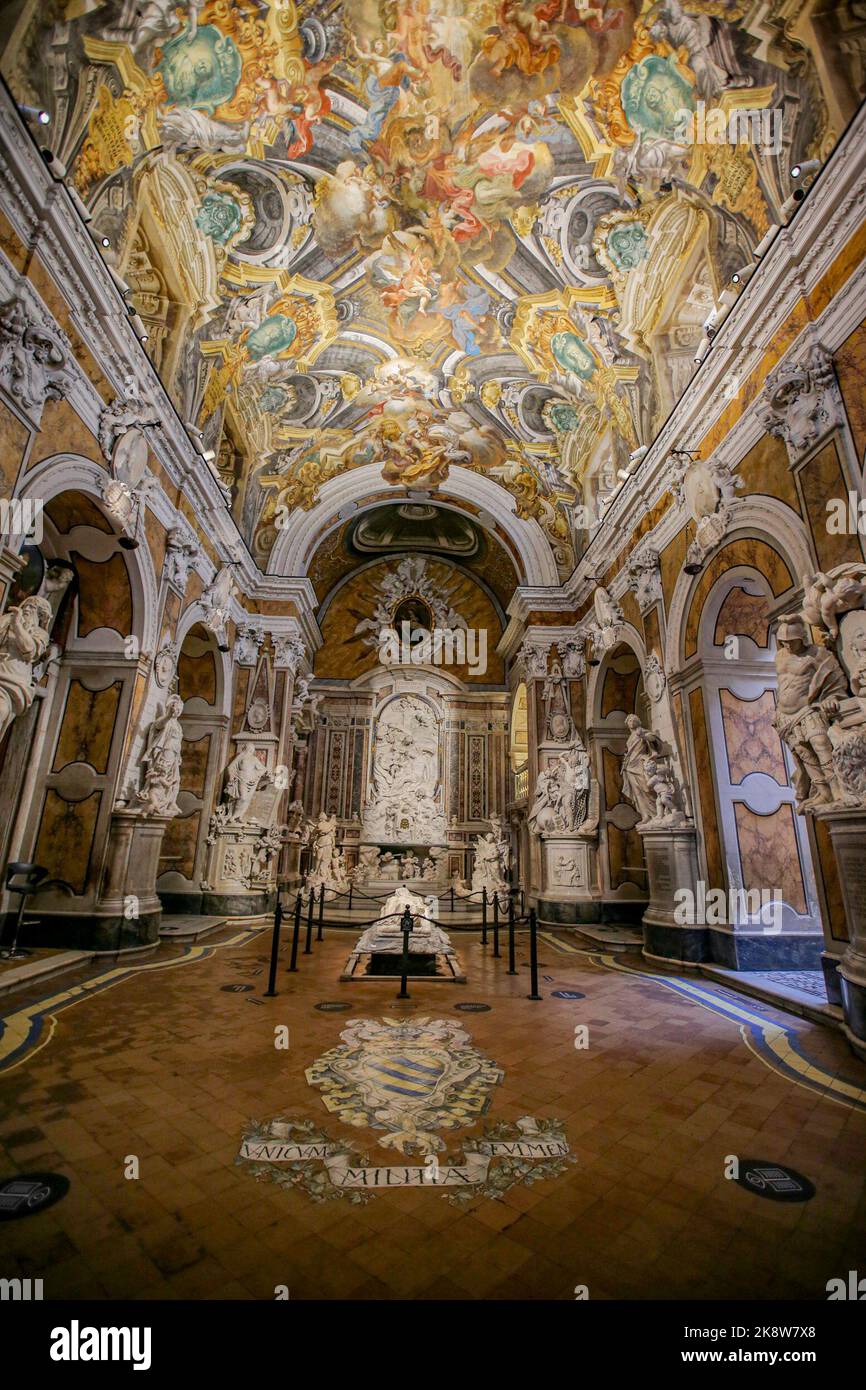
(629, 444, 649, 463)
(40, 147, 67, 179)
(731, 264, 756, 286)
(791, 159, 820, 180)
(753, 224, 781, 260)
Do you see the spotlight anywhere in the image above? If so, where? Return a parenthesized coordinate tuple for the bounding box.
(99, 235, 110, 248)
(629, 444, 649, 463)
(201, 448, 216, 463)
(780, 188, 806, 220)
(185, 422, 204, 440)
(17, 103, 50, 125)
(66, 186, 92, 223)
(791, 159, 820, 180)
(731, 264, 756, 285)
(617, 469, 630, 482)
(107, 266, 131, 296)
(129, 312, 147, 341)
(40, 147, 67, 178)
(694, 334, 710, 363)
(684, 557, 704, 575)
(753, 224, 781, 259)
(118, 534, 139, 551)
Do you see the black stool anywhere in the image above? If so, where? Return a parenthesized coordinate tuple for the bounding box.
(1, 862, 49, 960)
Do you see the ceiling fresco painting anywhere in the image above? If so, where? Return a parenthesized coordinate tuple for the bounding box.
(2, 1, 843, 583)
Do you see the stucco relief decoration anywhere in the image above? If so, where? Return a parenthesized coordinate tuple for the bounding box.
(668, 453, 743, 571)
(0, 297, 70, 426)
(758, 345, 845, 465)
(164, 526, 199, 592)
(201, 566, 236, 651)
(627, 544, 662, 614)
(97, 376, 160, 531)
(593, 585, 623, 651)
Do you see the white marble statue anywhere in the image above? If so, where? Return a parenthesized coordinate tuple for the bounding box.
(223, 744, 267, 823)
(137, 694, 185, 817)
(309, 811, 338, 883)
(773, 614, 850, 810)
(471, 832, 506, 894)
(528, 740, 591, 834)
(363, 693, 446, 843)
(0, 595, 54, 743)
(620, 714, 688, 826)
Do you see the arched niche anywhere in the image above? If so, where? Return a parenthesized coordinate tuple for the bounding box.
(158, 621, 230, 910)
(0, 477, 157, 937)
(680, 562, 822, 947)
(587, 630, 649, 905)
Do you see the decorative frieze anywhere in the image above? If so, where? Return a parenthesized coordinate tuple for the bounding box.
(758, 343, 845, 464)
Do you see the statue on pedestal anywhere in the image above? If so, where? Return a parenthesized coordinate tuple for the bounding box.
(0, 595, 53, 742)
(620, 714, 688, 826)
(136, 694, 185, 817)
(773, 615, 849, 810)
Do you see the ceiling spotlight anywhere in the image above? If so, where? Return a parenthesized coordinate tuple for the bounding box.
(201, 449, 216, 463)
(629, 444, 649, 463)
(100, 235, 110, 247)
(18, 103, 50, 125)
(40, 147, 67, 179)
(617, 468, 630, 482)
(683, 557, 704, 575)
(731, 264, 756, 285)
(753, 224, 781, 260)
(780, 188, 806, 220)
(694, 335, 710, 363)
(37, 110, 50, 126)
(791, 159, 820, 180)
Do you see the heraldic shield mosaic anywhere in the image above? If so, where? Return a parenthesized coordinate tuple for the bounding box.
(236, 1016, 573, 1204)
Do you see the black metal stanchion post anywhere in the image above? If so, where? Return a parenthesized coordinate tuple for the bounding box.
(521, 887, 525, 915)
(481, 886, 488, 946)
(288, 892, 301, 972)
(450, 883, 454, 913)
(492, 890, 500, 958)
(397, 906, 412, 1000)
(317, 883, 325, 941)
(527, 907, 542, 1000)
(304, 888, 314, 954)
(348, 881, 353, 911)
(507, 892, 517, 974)
(264, 889, 283, 997)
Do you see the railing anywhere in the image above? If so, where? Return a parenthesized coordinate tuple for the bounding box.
(511, 763, 529, 802)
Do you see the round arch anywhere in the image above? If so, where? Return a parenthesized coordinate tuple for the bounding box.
(266, 462, 561, 587)
(14, 452, 160, 655)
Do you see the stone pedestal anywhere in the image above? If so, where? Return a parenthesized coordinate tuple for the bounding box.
(814, 806, 866, 1060)
(202, 822, 273, 916)
(639, 823, 706, 965)
(536, 833, 601, 923)
(95, 808, 171, 948)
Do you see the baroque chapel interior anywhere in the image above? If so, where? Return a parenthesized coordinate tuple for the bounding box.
(0, 0, 865, 1338)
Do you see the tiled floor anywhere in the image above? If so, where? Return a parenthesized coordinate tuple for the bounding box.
(1, 925, 865, 1301)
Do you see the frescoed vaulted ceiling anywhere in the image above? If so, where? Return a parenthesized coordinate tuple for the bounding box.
(2, 1, 858, 584)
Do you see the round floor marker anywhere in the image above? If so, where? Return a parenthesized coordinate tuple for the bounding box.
(551, 989, 586, 1000)
(735, 1159, 815, 1202)
(0, 1172, 70, 1220)
(315, 1001, 351, 1012)
(454, 1002, 491, 1013)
